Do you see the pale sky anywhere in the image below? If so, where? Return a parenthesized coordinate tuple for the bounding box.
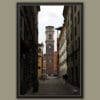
(38, 6, 64, 54)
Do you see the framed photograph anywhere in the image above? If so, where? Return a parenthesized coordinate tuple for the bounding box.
(17, 2, 83, 98)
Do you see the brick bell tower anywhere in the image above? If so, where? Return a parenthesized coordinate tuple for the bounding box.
(45, 26, 54, 75)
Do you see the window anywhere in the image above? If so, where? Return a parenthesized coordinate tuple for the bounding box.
(71, 8, 73, 20)
(71, 30, 73, 41)
(78, 11, 80, 24)
(75, 40, 77, 49)
(78, 37, 80, 48)
(74, 5, 77, 13)
(38, 67, 40, 69)
(75, 53, 77, 59)
(21, 16, 24, 40)
(49, 34, 52, 39)
(75, 25, 77, 36)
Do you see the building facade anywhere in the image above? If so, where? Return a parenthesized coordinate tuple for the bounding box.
(18, 5, 40, 95)
(45, 26, 54, 75)
(63, 5, 82, 87)
(53, 51, 59, 75)
(38, 43, 44, 79)
(57, 24, 68, 77)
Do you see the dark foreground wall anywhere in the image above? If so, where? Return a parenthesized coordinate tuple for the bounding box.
(18, 5, 40, 95)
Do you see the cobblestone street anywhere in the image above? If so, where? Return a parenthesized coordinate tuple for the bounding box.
(25, 76, 80, 97)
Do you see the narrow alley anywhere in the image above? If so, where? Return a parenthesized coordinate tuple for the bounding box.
(17, 3, 83, 98)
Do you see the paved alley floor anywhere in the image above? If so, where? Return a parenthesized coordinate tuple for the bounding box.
(25, 76, 80, 97)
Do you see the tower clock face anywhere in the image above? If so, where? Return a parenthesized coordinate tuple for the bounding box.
(47, 44, 53, 50)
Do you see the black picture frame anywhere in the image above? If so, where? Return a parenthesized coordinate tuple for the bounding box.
(17, 2, 84, 98)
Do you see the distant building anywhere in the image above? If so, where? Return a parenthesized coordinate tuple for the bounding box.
(43, 54, 47, 79)
(38, 43, 44, 79)
(53, 51, 58, 75)
(19, 5, 40, 95)
(45, 26, 54, 75)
